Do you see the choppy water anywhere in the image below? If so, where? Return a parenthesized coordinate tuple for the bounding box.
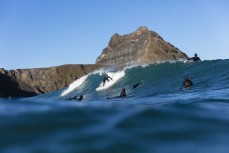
(1, 60, 229, 153)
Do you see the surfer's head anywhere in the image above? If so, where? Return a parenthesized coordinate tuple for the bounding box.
(184, 76, 189, 80)
(78, 95, 83, 101)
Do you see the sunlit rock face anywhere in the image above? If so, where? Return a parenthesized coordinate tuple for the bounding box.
(96, 26, 188, 67)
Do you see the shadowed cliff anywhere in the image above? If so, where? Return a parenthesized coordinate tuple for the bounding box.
(0, 65, 102, 98)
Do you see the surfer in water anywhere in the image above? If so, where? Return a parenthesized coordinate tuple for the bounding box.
(120, 88, 127, 97)
(68, 95, 83, 101)
(183, 76, 193, 88)
(188, 53, 201, 62)
(103, 74, 113, 86)
(78, 95, 83, 101)
(107, 88, 126, 99)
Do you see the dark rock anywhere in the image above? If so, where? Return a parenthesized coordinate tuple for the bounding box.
(0, 73, 37, 98)
(0, 64, 103, 98)
(0, 68, 6, 74)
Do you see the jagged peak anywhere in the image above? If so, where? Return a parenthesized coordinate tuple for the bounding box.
(0, 68, 6, 74)
(108, 33, 123, 47)
(135, 26, 149, 35)
(111, 33, 120, 37)
(96, 26, 188, 67)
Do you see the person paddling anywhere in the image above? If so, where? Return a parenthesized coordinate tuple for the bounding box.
(120, 88, 127, 97)
(107, 88, 127, 99)
(77, 95, 83, 101)
(183, 76, 193, 88)
(68, 95, 84, 101)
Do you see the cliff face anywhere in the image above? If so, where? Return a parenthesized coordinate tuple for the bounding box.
(96, 26, 188, 67)
(0, 64, 101, 98)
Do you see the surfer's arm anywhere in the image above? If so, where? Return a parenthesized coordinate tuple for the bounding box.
(109, 76, 113, 80)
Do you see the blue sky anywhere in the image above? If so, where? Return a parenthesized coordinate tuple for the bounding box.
(0, 0, 229, 70)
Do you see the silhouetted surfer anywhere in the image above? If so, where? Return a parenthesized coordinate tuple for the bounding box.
(68, 95, 83, 101)
(103, 74, 113, 86)
(120, 88, 126, 97)
(78, 95, 83, 101)
(68, 95, 77, 100)
(183, 76, 193, 88)
(107, 88, 126, 99)
(188, 53, 201, 62)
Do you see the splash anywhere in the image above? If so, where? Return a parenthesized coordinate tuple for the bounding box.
(96, 70, 125, 91)
(61, 75, 88, 96)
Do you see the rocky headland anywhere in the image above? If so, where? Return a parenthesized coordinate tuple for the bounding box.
(0, 26, 188, 98)
(96, 26, 188, 67)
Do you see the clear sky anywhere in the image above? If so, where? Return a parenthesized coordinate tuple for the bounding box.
(0, 0, 229, 70)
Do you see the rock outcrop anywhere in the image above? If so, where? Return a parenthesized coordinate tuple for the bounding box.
(0, 64, 102, 98)
(96, 26, 188, 67)
(0, 72, 38, 98)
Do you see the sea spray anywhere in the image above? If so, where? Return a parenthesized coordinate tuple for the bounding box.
(96, 70, 125, 91)
(61, 75, 88, 96)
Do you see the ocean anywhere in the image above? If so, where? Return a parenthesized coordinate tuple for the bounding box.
(1, 60, 229, 153)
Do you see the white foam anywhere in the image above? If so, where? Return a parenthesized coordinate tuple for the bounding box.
(92, 69, 106, 75)
(96, 70, 125, 91)
(61, 75, 88, 96)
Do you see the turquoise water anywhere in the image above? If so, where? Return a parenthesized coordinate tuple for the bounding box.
(1, 60, 229, 153)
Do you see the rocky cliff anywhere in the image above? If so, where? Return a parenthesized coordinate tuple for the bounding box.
(96, 26, 188, 67)
(0, 64, 102, 98)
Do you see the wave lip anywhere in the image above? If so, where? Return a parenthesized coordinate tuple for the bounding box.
(61, 75, 88, 96)
(96, 70, 125, 91)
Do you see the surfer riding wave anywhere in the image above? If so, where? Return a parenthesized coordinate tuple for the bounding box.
(103, 74, 113, 86)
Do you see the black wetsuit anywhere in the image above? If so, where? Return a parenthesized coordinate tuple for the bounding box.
(188, 56, 201, 62)
(183, 79, 193, 88)
(107, 89, 126, 99)
(103, 75, 112, 85)
(78, 95, 83, 101)
(68, 95, 83, 101)
(120, 90, 126, 97)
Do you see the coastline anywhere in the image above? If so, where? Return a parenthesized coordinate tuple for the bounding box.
(0, 64, 104, 98)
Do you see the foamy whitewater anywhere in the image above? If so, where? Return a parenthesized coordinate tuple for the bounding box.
(1, 60, 229, 153)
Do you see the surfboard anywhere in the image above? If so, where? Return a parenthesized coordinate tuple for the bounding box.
(184, 59, 194, 64)
(182, 85, 192, 90)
